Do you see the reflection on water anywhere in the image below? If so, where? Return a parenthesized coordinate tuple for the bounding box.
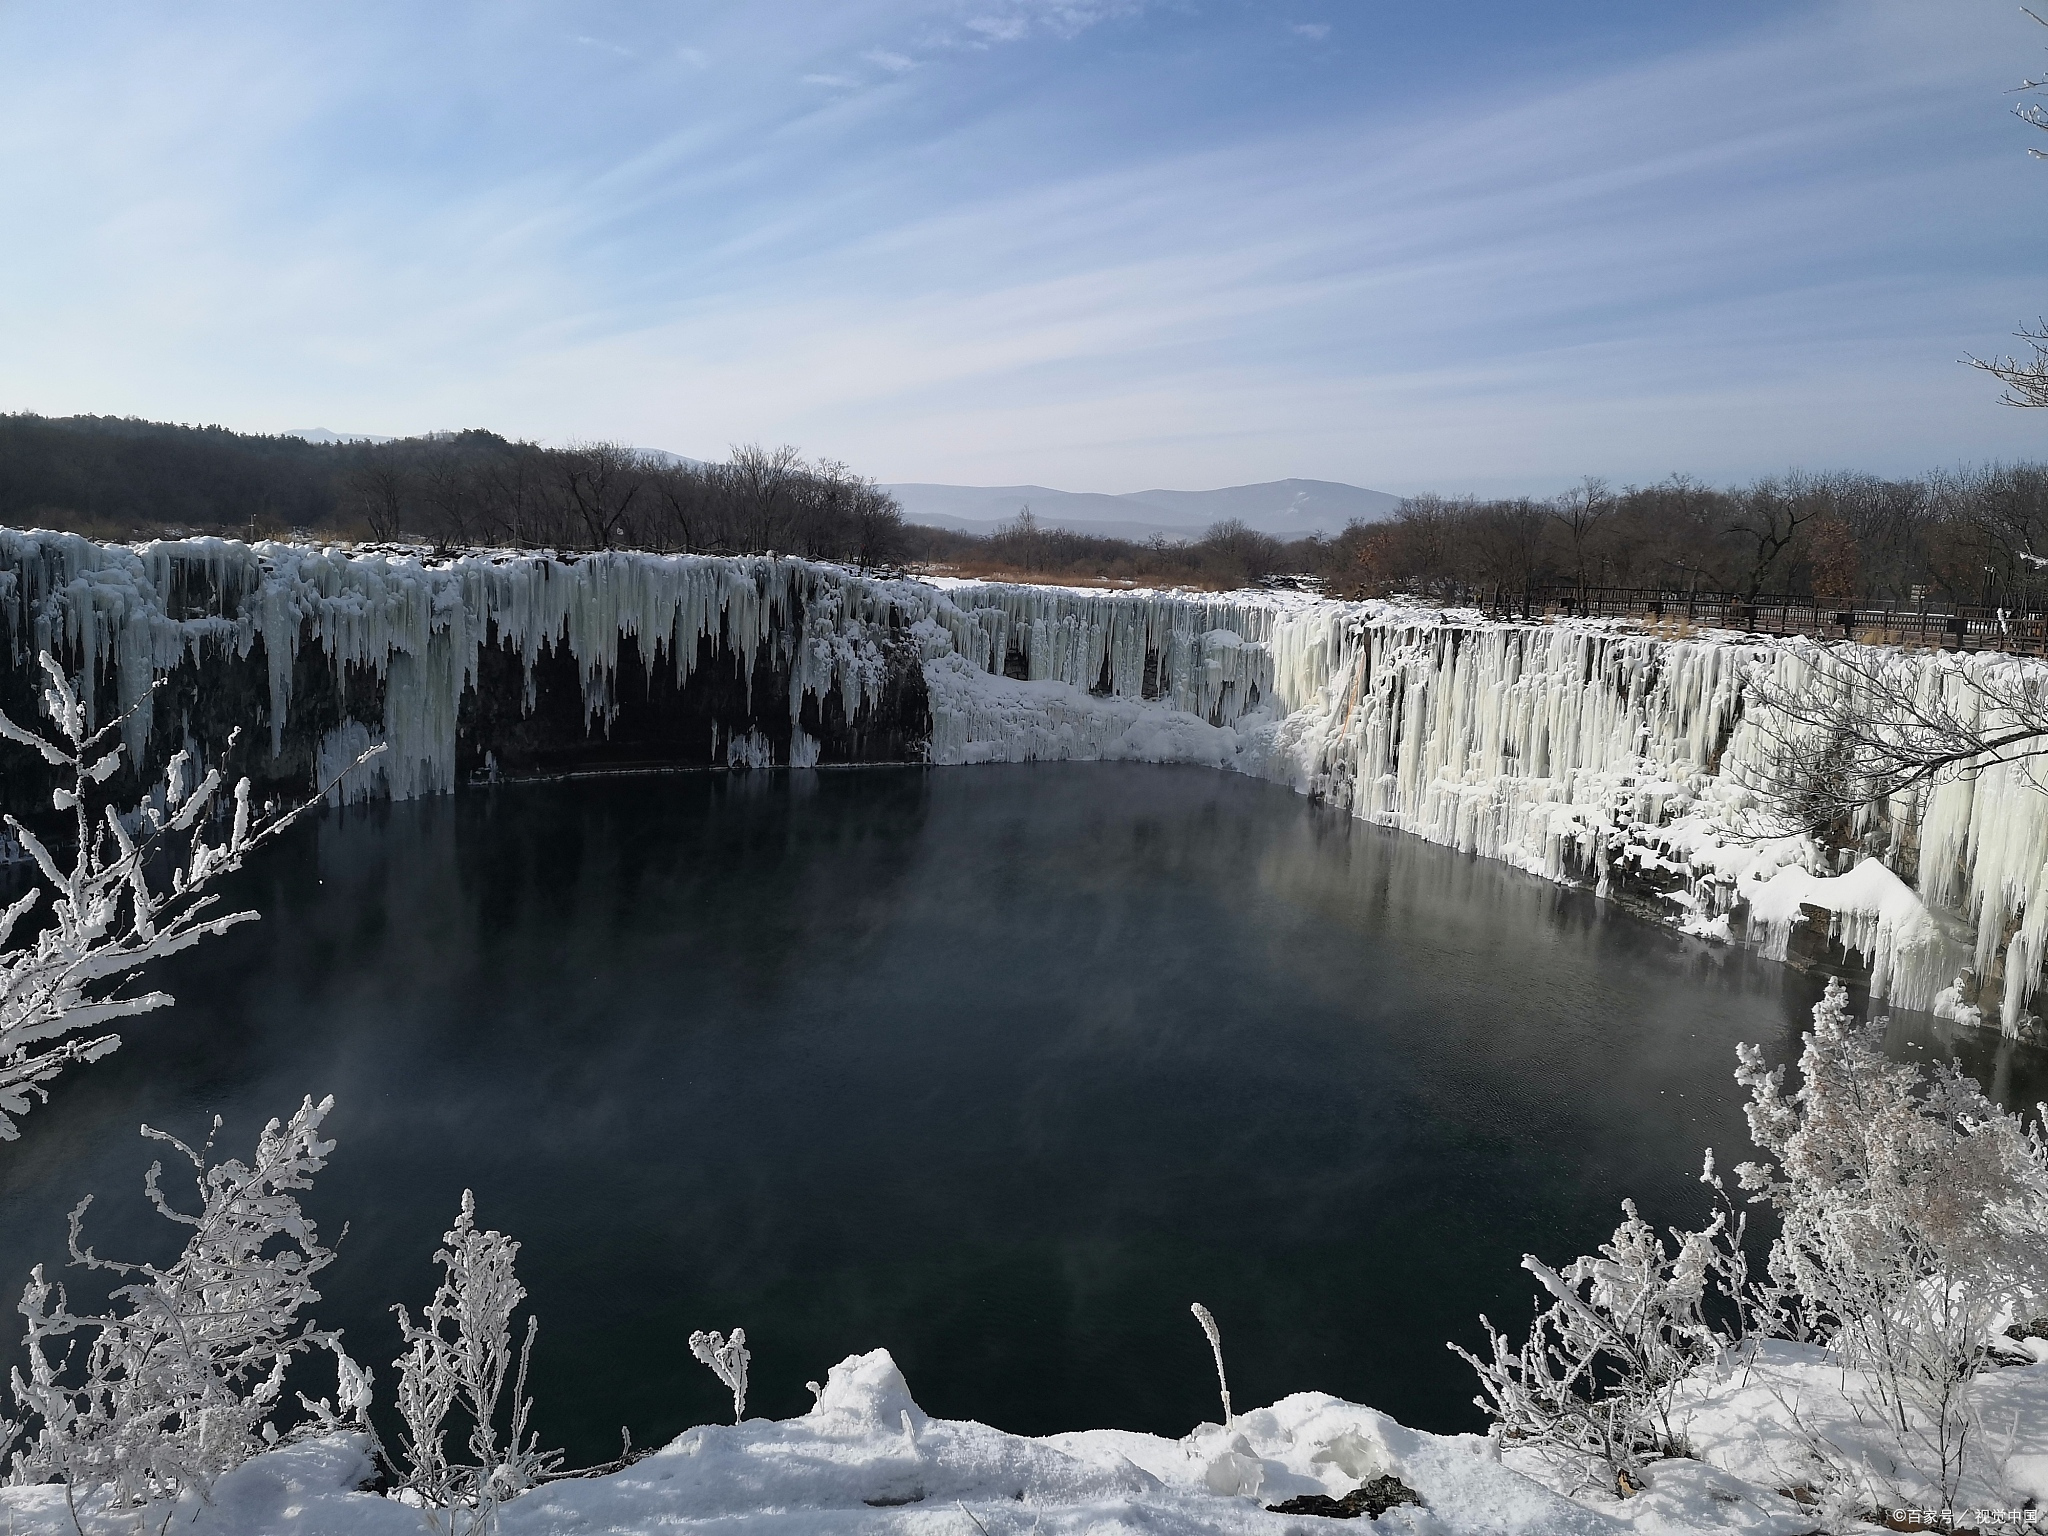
(0, 765, 2039, 1460)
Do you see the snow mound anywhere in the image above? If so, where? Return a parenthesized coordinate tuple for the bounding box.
(9, 1346, 2043, 1533)
(1740, 856, 1950, 1011)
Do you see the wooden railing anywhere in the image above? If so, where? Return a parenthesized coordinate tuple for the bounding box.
(1496, 586, 2048, 656)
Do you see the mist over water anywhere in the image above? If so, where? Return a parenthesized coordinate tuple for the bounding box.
(1, 765, 2039, 1463)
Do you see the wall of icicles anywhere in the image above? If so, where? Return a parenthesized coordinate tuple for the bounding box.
(0, 531, 932, 810)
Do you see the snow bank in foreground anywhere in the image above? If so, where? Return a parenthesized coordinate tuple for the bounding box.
(1630, 1340, 2048, 1525)
(11, 1345, 2041, 1534)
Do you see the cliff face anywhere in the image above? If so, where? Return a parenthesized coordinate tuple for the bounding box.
(5, 532, 2046, 1037)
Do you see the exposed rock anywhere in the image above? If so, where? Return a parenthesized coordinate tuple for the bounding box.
(1265, 1474, 1422, 1519)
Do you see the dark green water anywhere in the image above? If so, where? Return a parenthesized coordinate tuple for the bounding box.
(1, 765, 2039, 1462)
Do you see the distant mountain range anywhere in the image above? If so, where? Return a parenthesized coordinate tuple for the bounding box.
(280, 432, 1398, 539)
(883, 478, 1400, 540)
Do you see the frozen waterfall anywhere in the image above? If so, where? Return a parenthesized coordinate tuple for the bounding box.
(4, 530, 2047, 1037)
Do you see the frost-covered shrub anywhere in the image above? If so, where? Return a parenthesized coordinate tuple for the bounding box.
(1457, 977, 2048, 1514)
(688, 1328, 749, 1423)
(1735, 977, 2048, 1511)
(389, 1190, 559, 1535)
(2, 1096, 367, 1509)
(0, 652, 373, 1139)
(1449, 1171, 1749, 1491)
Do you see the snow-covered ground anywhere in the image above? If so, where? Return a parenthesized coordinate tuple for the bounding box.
(8, 1345, 2042, 1534)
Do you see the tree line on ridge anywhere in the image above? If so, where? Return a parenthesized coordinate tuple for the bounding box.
(7, 414, 2048, 607)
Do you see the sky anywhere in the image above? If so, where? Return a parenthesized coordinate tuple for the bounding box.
(0, 0, 2043, 495)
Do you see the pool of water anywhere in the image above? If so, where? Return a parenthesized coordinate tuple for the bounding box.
(1, 764, 2040, 1462)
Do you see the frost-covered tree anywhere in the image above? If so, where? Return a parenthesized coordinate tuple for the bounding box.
(389, 1190, 559, 1535)
(1736, 978, 2048, 1512)
(0, 652, 372, 1138)
(3, 1096, 368, 1511)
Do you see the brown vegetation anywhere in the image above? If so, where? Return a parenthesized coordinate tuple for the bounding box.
(1333, 467, 2048, 612)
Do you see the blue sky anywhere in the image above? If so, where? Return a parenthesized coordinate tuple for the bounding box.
(0, 1, 2042, 493)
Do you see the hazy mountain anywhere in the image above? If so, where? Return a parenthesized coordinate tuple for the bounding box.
(886, 484, 1152, 528)
(903, 511, 1235, 543)
(283, 427, 395, 445)
(642, 448, 711, 469)
(1121, 479, 1401, 530)
(884, 477, 1399, 539)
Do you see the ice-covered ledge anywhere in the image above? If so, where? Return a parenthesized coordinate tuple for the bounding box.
(5, 531, 2048, 1036)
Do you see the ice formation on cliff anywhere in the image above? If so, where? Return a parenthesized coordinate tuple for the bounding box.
(5, 530, 2048, 1033)
(926, 583, 2039, 1028)
(0, 533, 900, 800)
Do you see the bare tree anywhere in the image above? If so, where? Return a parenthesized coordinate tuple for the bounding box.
(418, 437, 482, 552)
(796, 459, 856, 560)
(725, 443, 805, 553)
(1927, 463, 2048, 608)
(849, 478, 905, 570)
(475, 441, 547, 549)
(1372, 495, 1466, 596)
(342, 450, 411, 542)
(1968, 322, 2048, 409)
(1472, 497, 1549, 595)
(2017, 5, 2048, 151)
(1198, 519, 1283, 585)
(555, 442, 647, 550)
(1833, 473, 1935, 604)
(643, 461, 712, 553)
(993, 507, 1048, 572)
(1726, 475, 1825, 603)
(1549, 476, 1613, 596)
(1806, 514, 1860, 607)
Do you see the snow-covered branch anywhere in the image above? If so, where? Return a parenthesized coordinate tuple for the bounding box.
(1736, 640, 2048, 838)
(688, 1329, 749, 1424)
(1449, 1177, 1748, 1493)
(0, 652, 380, 1139)
(1189, 1303, 1232, 1429)
(1736, 979, 2048, 1512)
